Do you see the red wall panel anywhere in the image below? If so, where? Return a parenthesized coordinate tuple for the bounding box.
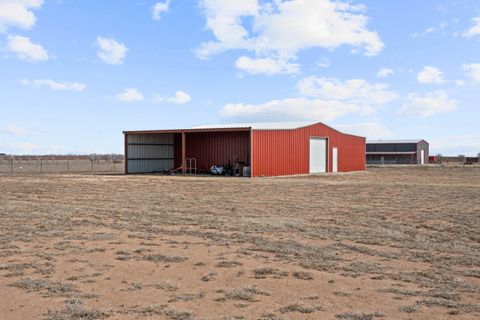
(185, 131, 250, 171)
(252, 123, 365, 177)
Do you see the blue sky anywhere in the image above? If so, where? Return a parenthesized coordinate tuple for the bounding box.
(0, 0, 479, 155)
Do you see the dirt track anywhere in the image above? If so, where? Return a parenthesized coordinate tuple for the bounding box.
(1, 167, 479, 319)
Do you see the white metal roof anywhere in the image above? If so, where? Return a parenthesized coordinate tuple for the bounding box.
(367, 139, 425, 144)
(190, 121, 319, 130)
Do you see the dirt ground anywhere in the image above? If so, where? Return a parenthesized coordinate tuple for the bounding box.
(0, 166, 479, 320)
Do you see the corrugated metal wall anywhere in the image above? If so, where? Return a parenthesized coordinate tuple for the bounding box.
(127, 134, 175, 173)
(186, 131, 250, 171)
(252, 124, 365, 177)
(417, 141, 429, 165)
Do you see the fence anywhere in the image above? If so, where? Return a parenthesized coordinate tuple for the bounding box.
(0, 157, 124, 174)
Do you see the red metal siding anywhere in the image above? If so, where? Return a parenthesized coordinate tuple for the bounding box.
(252, 124, 365, 177)
(185, 131, 250, 171)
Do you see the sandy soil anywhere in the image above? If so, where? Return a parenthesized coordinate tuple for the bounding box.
(0, 166, 479, 320)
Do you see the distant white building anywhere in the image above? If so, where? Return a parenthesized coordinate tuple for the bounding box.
(366, 140, 429, 165)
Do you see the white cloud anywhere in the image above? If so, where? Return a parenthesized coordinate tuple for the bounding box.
(376, 67, 394, 78)
(463, 17, 480, 38)
(430, 135, 480, 156)
(6, 34, 48, 62)
(334, 121, 392, 138)
(3, 124, 31, 136)
(20, 78, 86, 91)
(197, 0, 383, 74)
(297, 76, 397, 112)
(168, 90, 191, 104)
(96, 37, 128, 65)
(0, 141, 37, 154)
(398, 91, 458, 117)
(316, 58, 330, 69)
(219, 76, 396, 122)
(220, 97, 362, 122)
(152, 1, 170, 21)
(156, 90, 192, 104)
(455, 80, 466, 86)
(116, 88, 144, 103)
(235, 56, 299, 75)
(417, 66, 445, 84)
(0, 0, 44, 33)
(410, 22, 447, 37)
(463, 63, 480, 82)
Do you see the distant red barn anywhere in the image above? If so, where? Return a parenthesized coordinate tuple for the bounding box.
(123, 122, 366, 177)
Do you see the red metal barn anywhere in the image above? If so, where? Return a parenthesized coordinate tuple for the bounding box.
(123, 122, 365, 177)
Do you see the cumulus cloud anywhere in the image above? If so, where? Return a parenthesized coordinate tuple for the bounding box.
(316, 58, 330, 69)
(410, 22, 447, 38)
(156, 90, 192, 104)
(398, 91, 458, 117)
(96, 37, 128, 65)
(417, 66, 445, 84)
(220, 97, 363, 122)
(376, 67, 394, 78)
(197, 0, 383, 74)
(116, 88, 144, 103)
(20, 78, 86, 91)
(168, 90, 191, 104)
(430, 135, 480, 156)
(0, 0, 44, 33)
(235, 56, 299, 75)
(463, 63, 480, 82)
(297, 76, 397, 113)
(152, 1, 170, 21)
(334, 121, 392, 138)
(3, 124, 31, 136)
(0, 141, 37, 154)
(219, 76, 396, 122)
(463, 17, 480, 38)
(6, 35, 48, 62)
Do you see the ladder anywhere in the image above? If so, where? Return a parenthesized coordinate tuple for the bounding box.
(185, 158, 197, 174)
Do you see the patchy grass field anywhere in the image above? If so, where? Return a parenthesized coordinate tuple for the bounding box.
(0, 159, 124, 174)
(0, 167, 479, 320)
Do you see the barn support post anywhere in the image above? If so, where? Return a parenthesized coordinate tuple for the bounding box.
(181, 132, 186, 174)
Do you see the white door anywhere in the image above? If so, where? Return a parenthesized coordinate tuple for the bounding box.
(332, 147, 338, 172)
(420, 150, 425, 165)
(309, 138, 327, 173)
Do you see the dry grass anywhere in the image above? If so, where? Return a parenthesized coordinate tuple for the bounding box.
(0, 166, 479, 319)
(219, 286, 270, 302)
(46, 298, 109, 320)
